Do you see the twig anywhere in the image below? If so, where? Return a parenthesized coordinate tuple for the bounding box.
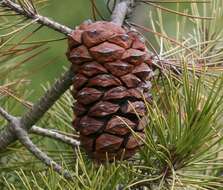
(30, 126, 80, 147)
(1, 0, 72, 35)
(0, 107, 80, 147)
(111, 0, 135, 25)
(0, 107, 73, 179)
(0, 107, 15, 122)
(12, 123, 72, 179)
(0, 68, 74, 150)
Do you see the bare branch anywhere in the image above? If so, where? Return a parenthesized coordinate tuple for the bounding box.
(0, 106, 80, 147)
(1, 0, 72, 35)
(0, 107, 15, 122)
(30, 126, 80, 147)
(0, 68, 74, 150)
(0, 107, 73, 179)
(111, 0, 135, 25)
(7, 118, 72, 179)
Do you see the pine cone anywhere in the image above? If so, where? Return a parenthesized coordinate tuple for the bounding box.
(67, 21, 153, 162)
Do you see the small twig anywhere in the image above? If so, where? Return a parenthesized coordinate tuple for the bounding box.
(30, 126, 80, 147)
(1, 0, 72, 35)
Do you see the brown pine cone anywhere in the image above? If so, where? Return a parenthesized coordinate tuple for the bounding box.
(67, 21, 153, 162)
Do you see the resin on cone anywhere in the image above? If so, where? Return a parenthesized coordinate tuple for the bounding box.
(67, 21, 153, 162)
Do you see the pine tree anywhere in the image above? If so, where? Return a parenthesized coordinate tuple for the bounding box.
(0, 0, 223, 189)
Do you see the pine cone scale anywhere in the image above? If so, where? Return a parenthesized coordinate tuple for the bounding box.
(67, 21, 153, 162)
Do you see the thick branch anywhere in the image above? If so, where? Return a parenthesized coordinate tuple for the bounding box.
(1, 0, 72, 35)
(111, 0, 134, 25)
(30, 126, 80, 147)
(0, 68, 74, 150)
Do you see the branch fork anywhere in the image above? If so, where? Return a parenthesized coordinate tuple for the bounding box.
(0, 107, 78, 179)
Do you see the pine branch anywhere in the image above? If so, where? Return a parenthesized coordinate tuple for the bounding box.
(0, 107, 15, 122)
(0, 0, 73, 35)
(0, 0, 135, 151)
(0, 107, 73, 179)
(0, 0, 136, 179)
(30, 126, 80, 147)
(111, 0, 135, 25)
(0, 68, 74, 150)
(12, 122, 73, 179)
(0, 107, 80, 147)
